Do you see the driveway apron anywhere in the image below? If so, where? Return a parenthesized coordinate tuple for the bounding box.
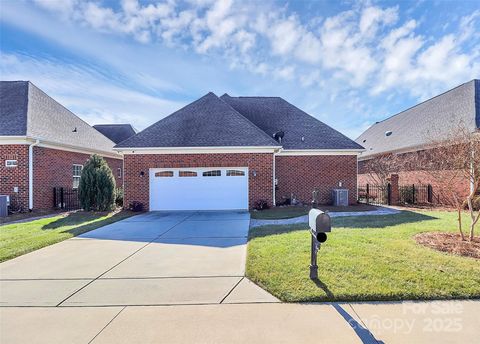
(0, 211, 277, 307)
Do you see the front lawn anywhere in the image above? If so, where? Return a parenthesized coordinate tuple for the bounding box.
(246, 210, 480, 302)
(0, 210, 134, 262)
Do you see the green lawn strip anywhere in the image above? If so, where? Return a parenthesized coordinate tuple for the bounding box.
(246, 210, 480, 302)
(0, 210, 135, 262)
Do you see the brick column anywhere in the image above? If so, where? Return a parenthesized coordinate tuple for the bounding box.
(389, 174, 399, 205)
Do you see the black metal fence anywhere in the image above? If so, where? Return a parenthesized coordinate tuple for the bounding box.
(53, 187, 81, 211)
(399, 184, 433, 205)
(358, 184, 391, 205)
(358, 183, 433, 206)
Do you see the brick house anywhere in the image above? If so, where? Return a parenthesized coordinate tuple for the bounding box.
(0, 81, 124, 211)
(114, 92, 364, 211)
(356, 79, 479, 203)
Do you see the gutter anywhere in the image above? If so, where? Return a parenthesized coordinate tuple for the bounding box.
(28, 139, 40, 211)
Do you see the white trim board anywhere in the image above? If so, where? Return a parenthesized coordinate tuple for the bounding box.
(0, 137, 121, 159)
(276, 149, 364, 156)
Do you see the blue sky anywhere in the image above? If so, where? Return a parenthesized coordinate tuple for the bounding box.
(1, 0, 479, 139)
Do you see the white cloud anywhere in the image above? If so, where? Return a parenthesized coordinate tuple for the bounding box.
(4, 0, 480, 139)
(0, 53, 184, 130)
(26, 1, 479, 100)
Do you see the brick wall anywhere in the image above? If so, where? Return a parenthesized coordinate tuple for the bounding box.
(275, 155, 358, 205)
(123, 153, 274, 210)
(33, 146, 123, 210)
(0, 144, 30, 211)
(358, 150, 471, 205)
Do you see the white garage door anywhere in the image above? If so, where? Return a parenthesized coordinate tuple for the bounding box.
(149, 167, 249, 211)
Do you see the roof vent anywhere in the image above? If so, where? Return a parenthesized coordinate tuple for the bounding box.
(273, 131, 285, 143)
(385, 131, 393, 137)
(301, 136, 305, 142)
(362, 139, 366, 143)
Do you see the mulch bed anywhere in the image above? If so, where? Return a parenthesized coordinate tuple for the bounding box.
(415, 232, 480, 259)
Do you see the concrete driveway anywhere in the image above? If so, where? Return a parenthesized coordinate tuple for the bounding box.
(0, 211, 277, 307)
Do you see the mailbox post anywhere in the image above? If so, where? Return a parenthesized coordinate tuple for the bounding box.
(308, 209, 331, 279)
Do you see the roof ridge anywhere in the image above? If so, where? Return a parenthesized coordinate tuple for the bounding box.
(26, 81, 117, 146)
(218, 96, 280, 146)
(370, 79, 477, 128)
(118, 92, 218, 147)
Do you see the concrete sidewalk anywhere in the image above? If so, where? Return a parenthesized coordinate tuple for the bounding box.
(1, 300, 478, 343)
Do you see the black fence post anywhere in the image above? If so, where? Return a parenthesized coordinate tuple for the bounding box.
(53, 188, 57, 209)
(387, 183, 392, 205)
(60, 187, 64, 210)
(366, 184, 370, 204)
(427, 184, 433, 203)
(412, 184, 415, 204)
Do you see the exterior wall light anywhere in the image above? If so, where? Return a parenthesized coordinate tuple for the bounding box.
(252, 170, 257, 177)
(140, 171, 145, 176)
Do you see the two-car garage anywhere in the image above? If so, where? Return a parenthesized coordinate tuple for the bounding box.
(149, 167, 249, 211)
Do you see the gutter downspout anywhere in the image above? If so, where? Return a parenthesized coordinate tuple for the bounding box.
(28, 139, 40, 211)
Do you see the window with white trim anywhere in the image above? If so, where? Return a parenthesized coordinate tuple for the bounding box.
(226, 170, 245, 176)
(5, 160, 18, 168)
(117, 168, 122, 178)
(73, 164, 83, 189)
(202, 170, 221, 177)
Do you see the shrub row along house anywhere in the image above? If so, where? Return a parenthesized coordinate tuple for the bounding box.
(0, 81, 135, 211)
(114, 92, 364, 211)
(356, 79, 480, 204)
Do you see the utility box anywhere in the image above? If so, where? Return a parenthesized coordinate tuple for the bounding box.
(0, 195, 8, 218)
(332, 189, 349, 206)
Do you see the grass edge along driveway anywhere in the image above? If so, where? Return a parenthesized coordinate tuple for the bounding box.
(0, 210, 134, 262)
(246, 210, 480, 302)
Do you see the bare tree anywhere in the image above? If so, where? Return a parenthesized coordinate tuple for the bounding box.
(422, 124, 480, 240)
(362, 153, 400, 186)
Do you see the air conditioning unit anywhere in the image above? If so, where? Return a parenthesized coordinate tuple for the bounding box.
(332, 189, 349, 206)
(0, 195, 8, 218)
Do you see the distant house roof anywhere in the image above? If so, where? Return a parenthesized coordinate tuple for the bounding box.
(93, 124, 137, 144)
(0, 81, 118, 155)
(221, 94, 364, 150)
(115, 92, 280, 148)
(117, 92, 363, 151)
(356, 79, 479, 160)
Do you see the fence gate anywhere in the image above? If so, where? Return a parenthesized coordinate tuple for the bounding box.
(53, 187, 81, 211)
(358, 184, 391, 205)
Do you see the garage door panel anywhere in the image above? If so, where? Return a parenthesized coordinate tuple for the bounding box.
(149, 168, 248, 211)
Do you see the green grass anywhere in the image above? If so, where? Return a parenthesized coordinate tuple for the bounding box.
(0, 211, 134, 262)
(246, 210, 480, 302)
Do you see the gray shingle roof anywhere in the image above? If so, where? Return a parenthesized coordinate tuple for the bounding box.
(0, 81, 118, 155)
(93, 124, 137, 144)
(356, 79, 479, 159)
(0, 81, 28, 135)
(221, 95, 364, 150)
(115, 92, 280, 148)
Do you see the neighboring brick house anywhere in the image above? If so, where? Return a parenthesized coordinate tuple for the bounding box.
(0, 81, 124, 212)
(356, 79, 479, 203)
(115, 92, 364, 211)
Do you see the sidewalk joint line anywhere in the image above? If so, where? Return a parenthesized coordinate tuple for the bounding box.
(220, 277, 244, 304)
(88, 306, 126, 344)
